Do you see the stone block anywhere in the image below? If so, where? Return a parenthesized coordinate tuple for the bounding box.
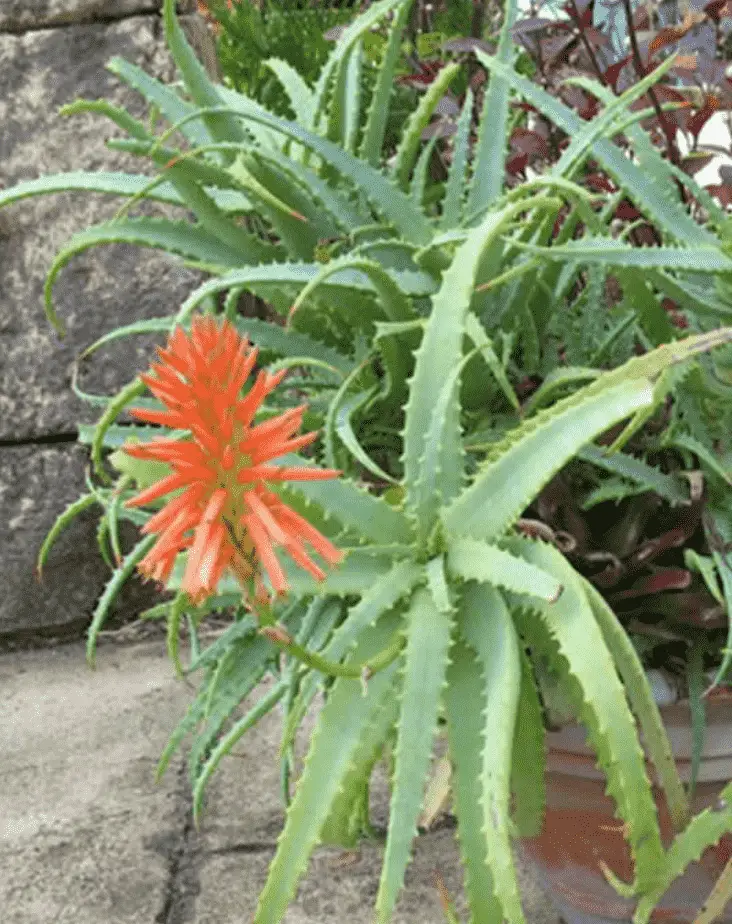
(0, 0, 196, 33)
(0, 14, 213, 442)
(0, 442, 163, 639)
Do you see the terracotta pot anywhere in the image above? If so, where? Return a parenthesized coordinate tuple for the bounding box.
(520, 700, 732, 924)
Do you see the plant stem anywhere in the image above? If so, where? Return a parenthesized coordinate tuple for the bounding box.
(620, 0, 682, 175)
(260, 624, 405, 679)
(567, 0, 607, 86)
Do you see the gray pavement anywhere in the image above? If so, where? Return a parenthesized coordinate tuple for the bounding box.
(0, 639, 562, 923)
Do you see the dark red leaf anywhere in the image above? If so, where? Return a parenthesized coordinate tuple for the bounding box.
(634, 6, 651, 30)
(704, 0, 728, 22)
(706, 183, 732, 206)
(604, 56, 632, 92)
(516, 375, 540, 398)
(614, 200, 643, 221)
(396, 61, 446, 88)
(577, 3, 593, 28)
(552, 212, 568, 238)
(653, 86, 690, 107)
(681, 152, 715, 175)
(563, 85, 598, 119)
(634, 225, 660, 245)
(469, 69, 487, 93)
(443, 37, 493, 54)
(649, 24, 694, 55)
(649, 11, 707, 55)
(661, 299, 689, 328)
(511, 101, 539, 114)
(613, 568, 693, 600)
(582, 27, 608, 49)
(632, 528, 692, 566)
(510, 127, 550, 159)
(687, 95, 721, 138)
(506, 152, 529, 175)
(621, 592, 727, 627)
(540, 33, 576, 65)
(584, 172, 616, 193)
(511, 17, 555, 37)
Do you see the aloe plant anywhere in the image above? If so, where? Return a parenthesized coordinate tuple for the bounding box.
(157, 259, 731, 923)
(12, 0, 732, 918)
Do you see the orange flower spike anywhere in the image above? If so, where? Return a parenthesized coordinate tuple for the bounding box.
(124, 315, 342, 606)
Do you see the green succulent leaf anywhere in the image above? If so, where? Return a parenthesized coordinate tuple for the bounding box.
(458, 583, 525, 924)
(444, 637, 505, 922)
(0, 171, 252, 212)
(633, 781, 732, 924)
(311, 0, 406, 134)
(175, 261, 433, 324)
(166, 591, 189, 679)
(581, 579, 689, 831)
(507, 537, 666, 895)
(189, 631, 277, 789)
(510, 649, 547, 837)
(555, 54, 678, 177)
(405, 202, 540, 542)
(519, 238, 732, 273)
(232, 317, 351, 375)
(359, 0, 413, 166)
(376, 588, 453, 923)
(37, 493, 98, 578)
(320, 684, 401, 847)
(265, 57, 315, 128)
(691, 854, 732, 924)
(467, 0, 518, 217)
(211, 88, 434, 243)
(444, 378, 654, 542)
(281, 559, 421, 753)
(441, 87, 474, 230)
(578, 445, 689, 505)
(43, 218, 277, 328)
(193, 680, 288, 825)
(107, 55, 212, 146)
(475, 50, 716, 247)
(254, 611, 402, 924)
(447, 538, 563, 603)
(392, 61, 460, 191)
(86, 534, 157, 668)
(276, 460, 413, 545)
(162, 0, 245, 145)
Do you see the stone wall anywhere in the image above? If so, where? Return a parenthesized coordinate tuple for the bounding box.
(0, 0, 218, 640)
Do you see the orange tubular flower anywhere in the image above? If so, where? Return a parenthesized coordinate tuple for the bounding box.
(124, 316, 343, 607)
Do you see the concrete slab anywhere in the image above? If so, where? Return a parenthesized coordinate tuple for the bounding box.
(0, 640, 191, 924)
(192, 681, 562, 924)
(197, 832, 468, 924)
(196, 824, 562, 923)
(0, 639, 563, 922)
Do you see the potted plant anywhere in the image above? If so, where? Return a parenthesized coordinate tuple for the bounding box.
(6, 0, 732, 920)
